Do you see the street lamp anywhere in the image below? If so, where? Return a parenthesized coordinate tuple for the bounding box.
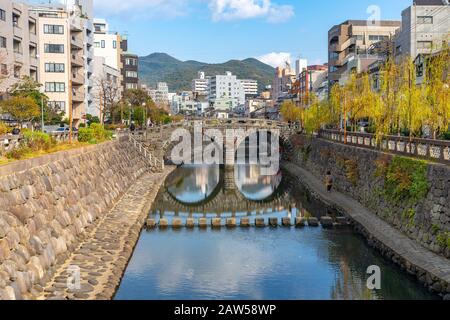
(142, 102, 146, 128)
(39, 86, 45, 133)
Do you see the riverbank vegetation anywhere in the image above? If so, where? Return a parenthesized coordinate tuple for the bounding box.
(281, 45, 450, 141)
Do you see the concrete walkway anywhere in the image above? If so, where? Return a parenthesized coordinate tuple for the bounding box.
(283, 162, 450, 292)
(36, 166, 175, 300)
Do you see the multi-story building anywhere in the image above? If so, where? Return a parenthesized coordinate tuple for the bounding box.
(395, 0, 450, 60)
(29, 1, 93, 126)
(328, 19, 401, 86)
(208, 71, 245, 110)
(291, 64, 328, 106)
(239, 79, 258, 97)
(0, 0, 38, 96)
(93, 18, 122, 71)
(271, 63, 296, 107)
(120, 36, 138, 91)
(192, 71, 209, 97)
(149, 82, 169, 106)
(91, 18, 123, 118)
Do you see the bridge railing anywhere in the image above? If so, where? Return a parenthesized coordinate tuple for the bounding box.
(128, 134, 164, 171)
(318, 129, 450, 164)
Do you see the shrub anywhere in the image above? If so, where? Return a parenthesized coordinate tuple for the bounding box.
(6, 146, 31, 159)
(78, 128, 95, 142)
(0, 122, 9, 135)
(441, 131, 450, 141)
(384, 156, 429, 204)
(90, 123, 112, 141)
(23, 131, 54, 151)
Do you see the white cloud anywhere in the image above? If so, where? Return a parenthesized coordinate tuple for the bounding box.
(93, 0, 190, 20)
(257, 52, 291, 68)
(209, 0, 294, 23)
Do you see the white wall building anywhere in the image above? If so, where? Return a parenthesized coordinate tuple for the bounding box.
(93, 18, 121, 71)
(192, 71, 209, 96)
(209, 71, 245, 110)
(395, 0, 450, 60)
(149, 82, 169, 106)
(240, 79, 258, 96)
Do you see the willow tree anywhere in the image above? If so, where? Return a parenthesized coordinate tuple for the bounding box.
(397, 57, 427, 140)
(423, 45, 450, 139)
(329, 83, 342, 129)
(280, 100, 302, 124)
(304, 94, 334, 134)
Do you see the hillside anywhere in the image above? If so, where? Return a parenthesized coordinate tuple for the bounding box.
(138, 53, 274, 93)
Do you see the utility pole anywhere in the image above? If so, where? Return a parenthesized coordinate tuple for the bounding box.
(41, 96, 44, 133)
(99, 93, 103, 126)
(69, 79, 73, 143)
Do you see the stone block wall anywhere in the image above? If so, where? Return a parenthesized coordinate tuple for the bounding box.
(0, 139, 150, 299)
(290, 135, 450, 259)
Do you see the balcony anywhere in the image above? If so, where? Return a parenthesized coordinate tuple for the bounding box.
(72, 87, 85, 102)
(71, 35, 83, 49)
(72, 71, 84, 85)
(71, 54, 84, 67)
(29, 55, 38, 67)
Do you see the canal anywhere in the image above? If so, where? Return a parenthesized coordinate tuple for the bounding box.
(114, 164, 438, 300)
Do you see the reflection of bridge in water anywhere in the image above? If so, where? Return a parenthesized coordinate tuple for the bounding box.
(151, 166, 296, 217)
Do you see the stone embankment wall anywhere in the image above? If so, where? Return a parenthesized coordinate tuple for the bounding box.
(0, 138, 151, 299)
(290, 135, 450, 259)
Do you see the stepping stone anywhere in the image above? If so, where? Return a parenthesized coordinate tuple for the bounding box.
(255, 218, 265, 228)
(295, 217, 306, 227)
(268, 218, 278, 227)
(211, 218, 221, 228)
(308, 217, 319, 227)
(240, 218, 250, 227)
(226, 218, 237, 228)
(282, 217, 291, 227)
(186, 218, 195, 228)
(159, 218, 169, 229)
(198, 218, 207, 229)
(320, 216, 333, 228)
(172, 218, 182, 229)
(146, 219, 156, 228)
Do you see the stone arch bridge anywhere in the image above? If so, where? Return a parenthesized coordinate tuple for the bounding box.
(128, 118, 299, 169)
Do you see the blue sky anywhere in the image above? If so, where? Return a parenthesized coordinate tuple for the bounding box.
(95, 0, 411, 66)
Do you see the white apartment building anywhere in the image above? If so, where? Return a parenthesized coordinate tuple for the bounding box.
(31, 0, 93, 126)
(90, 56, 121, 118)
(395, 0, 450, 60)
(149, 82, 169, 106)
(239, 79, 258, 96)
(0, 0, 38, 95)
(209, 71, 245, 110)
(93, 18, 122, 71)
(192, 71, 209, 96)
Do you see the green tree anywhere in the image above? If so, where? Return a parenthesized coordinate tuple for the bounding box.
(0, 96, 40, 125)
(280, 100, 302, 123)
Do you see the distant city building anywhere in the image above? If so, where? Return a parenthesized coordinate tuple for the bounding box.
(240, 79, 258, 97)
(271, 62, 296, 108)
(291, 65, 328, 106)
(120, 36, 138, 91)
(0, 0, 39, 96)
(171, 91, 207, 116)
(395, 0, 450, 60)
(328, 19, 401, 86)
(208, 71, 246, 110)
(192, 71, 209, 97)
(149, 82, 169, 106)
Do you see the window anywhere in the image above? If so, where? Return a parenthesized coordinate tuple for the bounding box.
(126, 83, 138, 90)
(45, 63, 65, 73)
(14, 65, 20, 78)
(113, 40, 117, 49)
(369, 35, 389, 42)
(0, 36, 6, 48)
(12, 13, 19, 27)
(44, 44, 64, 53)
(94, 42, 100, 48)
(329, 51, 339, 60)
(45, 82, 65, 92)
(0, 9, 6, 21)
(125, 58, 137, 66)
(48, 101, 66, 111)
(354, 35, 364, 41)
(417, 41, 433, 49)
(44, 24, 64, 34)
(101, 40, 105, 48)
(126, 71, 138, 78)
(417, 16, 433, 24)
(0, 64, 7, 75)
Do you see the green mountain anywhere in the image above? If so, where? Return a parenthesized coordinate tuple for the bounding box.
(138, 53, 274, 93)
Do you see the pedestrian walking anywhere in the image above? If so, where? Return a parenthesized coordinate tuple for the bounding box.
(325, 170, 333, 193)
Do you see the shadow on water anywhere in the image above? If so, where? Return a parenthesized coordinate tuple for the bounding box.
(114, 164, 439, 300)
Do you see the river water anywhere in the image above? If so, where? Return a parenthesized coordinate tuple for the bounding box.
(114, 164, 438, 300)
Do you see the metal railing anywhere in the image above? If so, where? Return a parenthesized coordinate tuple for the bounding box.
(318, 129, 450, 164)
(128, 133, 164, 170)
